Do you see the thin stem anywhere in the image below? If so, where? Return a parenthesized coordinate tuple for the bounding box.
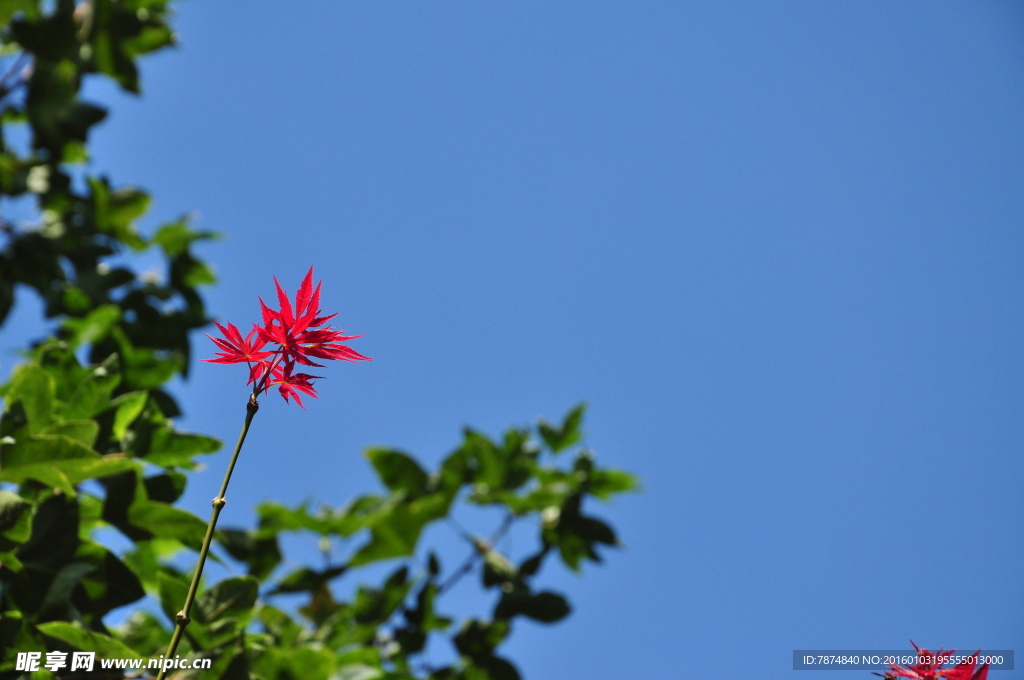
(154, 396, 260, 680)
(253, 351, 285, 397)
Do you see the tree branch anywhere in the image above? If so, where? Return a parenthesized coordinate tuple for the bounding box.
(437, 513, 515, 596)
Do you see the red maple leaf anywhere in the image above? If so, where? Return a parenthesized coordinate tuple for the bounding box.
(205, 267, 370, 405)
(885, 643, 989, 680)
(204, 321, 274, 365)
(257, 267, 370, 367)
(265, 360, 322, 409)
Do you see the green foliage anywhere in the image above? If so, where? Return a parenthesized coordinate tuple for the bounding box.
(0, 340, 636, 678)
(0, 0, 216, 388)
(0, 2, 638, 679)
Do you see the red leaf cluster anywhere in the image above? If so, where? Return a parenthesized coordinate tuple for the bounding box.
(885, 643, 989, 680)
(204, 267, 370, 407)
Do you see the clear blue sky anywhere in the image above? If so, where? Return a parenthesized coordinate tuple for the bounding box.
(3, 1, 1023, 677)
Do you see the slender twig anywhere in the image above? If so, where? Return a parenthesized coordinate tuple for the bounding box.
(154, 359, 281, 679)
(0, 53, 30, 103)
(0, 53, 28, 88)
(437, 513, 515, 596)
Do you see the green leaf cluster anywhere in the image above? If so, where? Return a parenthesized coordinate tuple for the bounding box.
(0, 345, 636, 680)
(0, 343, 218, 672)
(0, 0, 217, 387)
(202, 404, 637, 680)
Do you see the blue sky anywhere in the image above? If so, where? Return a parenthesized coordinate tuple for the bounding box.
(3, 1, 1023, 677)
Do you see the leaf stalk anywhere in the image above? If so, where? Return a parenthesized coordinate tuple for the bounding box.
(154, 381, 266, 679)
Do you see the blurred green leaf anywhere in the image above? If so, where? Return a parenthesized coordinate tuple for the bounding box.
(61, 304, 121, 347)
(366, 448, 429, 497)
(0, 490, 32, 544)
(586, 468, 639, 500)
(74, 541, 146, 618)
(270, 564, 347, 595)
(143, 471, 186, 504)
(40, 419, 98, 448)
(37, 621, 141, 658)
(112, 610, 171, 657)
(142, 425, 221, 467)
(5, 364, 55, 434)
(59, 359, 121, 420)
(128, 501, 206, 551)
(151, 219, 219, 257)
(0, 0, 37, 25)
(157, 569, 189, 625)
(194, 576, 258, 629)
(251, 646, 336, 680)
(110, 391, 147, 440)
(538, 403, 585, 453)
(349, 496, 451, 567)
(88, 177, 149, 249)
(216, 527, 281, 581)
(494, 588, 570, 623)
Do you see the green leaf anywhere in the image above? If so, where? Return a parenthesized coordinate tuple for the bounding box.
(453, 618, 511, 660)
(328, 495, 389, 537)
(60, 359, 121, 420)
(270, 565, 347, 595)
(257, 501, 333, 535)
(110, 391, 147, 440)
(402, 582, 451, 637)
(0, 434, 134, 493)
(0, 490, 32, 543)
(194, 576, 259, 627)
(495, 589, 571, 623)
(0, 550, 24, 571)
(538, 403, 586, 453)
(88, 177, 149, 250)
(142, 471, 186, 504)
(5, 364, 55, 434)
(351, 566, 410, 626)
(0, 0, 38, 26)
(152, 219, 219, 257)
(0, 454, 137, 494)
(38, 561, 96, 619)
(586, 468, 640, 500)
(112, 328, 180, 389)
(74, 541, 146, 617)
(37, 621, 142, 658)
(256, 604, 305, 647)
(366, 448, 429, 497)
(143, 426, 221, 467)
(251, 647, 336, 680)
(518, 547, 549, 578)
(217, 528, 281, 581)
(40, 420, 99, 448)
(183, 259, 216, 287)
(1, 433, 97, 467)
(157, 569, 190, 625)
(61, 304, 121, 347)
(14, 493, 79, 572)
(128, 501, 207, 550)
(111, 610, 171, 657)
(335, 665, 383, 680)
(256, 497, 381, 538)
(460, 430, 504, 488)
(349, 493, 454, 566)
